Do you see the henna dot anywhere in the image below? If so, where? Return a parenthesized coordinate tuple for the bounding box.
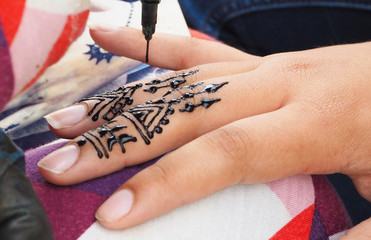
(166, 108, 175, 115)
(180, 103, 195, 112)
(170, 79, 185, 88)
(155, 127, 163, 133)
(144, 86, 158, 93)
(183, 92, 194, 98)
(77, 139, 86, 146)
(160, 118, 169, 125)
(148, 132, 154, 139)
(125, 97, 133, 105)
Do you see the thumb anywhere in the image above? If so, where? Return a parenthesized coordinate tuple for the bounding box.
(351, 175, 371, 202)
(94, 133, 242, 230)
(340, 217, 371, 240)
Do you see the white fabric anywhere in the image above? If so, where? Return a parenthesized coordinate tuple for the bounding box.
(329, 230, 348, 240)
(27, 0, 90, 14)
(79, 184, 292, 240)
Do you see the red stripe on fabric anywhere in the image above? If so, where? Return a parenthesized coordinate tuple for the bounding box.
(0, 30, 14, 110)
(0, 0, 26, 45)
(22, 10, 89, 92)
(311, 175, 352, 236)
(189, 28, 216, 41)
(270, 204, 315, 240)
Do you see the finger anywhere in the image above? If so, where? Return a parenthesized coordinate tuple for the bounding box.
(46, 61, 261, 139)
(351, 175, 371, 202)
(340, 218, 371, 240)
(94, 105, 318, 229)
(38, 66, 287, 185)
(89, 26, 258, 69)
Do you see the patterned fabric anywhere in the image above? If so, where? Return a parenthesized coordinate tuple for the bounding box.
(0, 1, 353, 239)
(0, 0, 89, 111)
(25, 141, 352, 240)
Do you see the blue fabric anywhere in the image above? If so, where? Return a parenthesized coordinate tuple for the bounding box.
(179, 0, 371, 55)
(0, 129, 24, 174)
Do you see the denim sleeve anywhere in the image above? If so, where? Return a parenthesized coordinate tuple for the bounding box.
(179, 0, 371, 55)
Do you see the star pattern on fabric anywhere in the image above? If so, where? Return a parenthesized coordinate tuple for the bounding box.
(84, 43, 118, 64)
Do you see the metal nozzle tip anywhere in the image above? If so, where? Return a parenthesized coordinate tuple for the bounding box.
(145, 40, 150, 63)
(143, 26, 153, 41)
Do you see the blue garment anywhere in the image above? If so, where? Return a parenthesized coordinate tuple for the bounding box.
(179, 0, 371, 55)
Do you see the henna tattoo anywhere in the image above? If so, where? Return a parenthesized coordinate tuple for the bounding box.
(179, 98, 221, 112)
(79, 84, 143, 121)
(79, 70, 199, 122)
(77, 70, 228, 159)
(77, 121, 137, 158)
(143, 70, 199, 93)
(121, 99, 173, 145)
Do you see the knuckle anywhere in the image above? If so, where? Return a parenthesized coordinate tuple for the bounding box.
(177, 37, 203, 69)
(265, 53, 325, 86)
(204, 125, 252, 171)
(188, 36, 204, 50)
(148, 163, 188, 206)
(150, 163, 172, 187)
(276, 53, 323, 74)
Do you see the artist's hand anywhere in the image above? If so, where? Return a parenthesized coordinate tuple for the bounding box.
(38, 26, 371, 235)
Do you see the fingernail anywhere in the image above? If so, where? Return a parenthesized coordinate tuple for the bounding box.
(44, 104, 86, 129)
(87, 21, 119, 32)
(37, 145, 79, 174)
(96, 189, 134, 222)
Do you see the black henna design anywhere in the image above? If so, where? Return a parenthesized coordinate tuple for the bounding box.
(77, 70, 228, 159)
(122, 99, 173, 145)
(77, 120, 137, 158)
(179, 98, 221, 112)
(78, 83, 142, 122)
(79, 70, 199, 122)
(143, 70, 199, 93)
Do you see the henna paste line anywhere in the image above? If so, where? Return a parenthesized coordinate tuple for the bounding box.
(143, 70, 199, 93)
(77, 70, 228, 159)
(163, 82, 204, 97)
(87, 132, 109, 158)
(79, 83, 142, 121)
(79, 70, 199, 122)
(80, 133, 104, 158)
(117, 82, 229, 145)
(179, 98, 221, 112)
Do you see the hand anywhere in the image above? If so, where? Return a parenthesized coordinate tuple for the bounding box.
(0, 130, 53, 240)
(37, 26, 371, 235)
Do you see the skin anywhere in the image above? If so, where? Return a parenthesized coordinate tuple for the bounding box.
(39, 26, 371, 237)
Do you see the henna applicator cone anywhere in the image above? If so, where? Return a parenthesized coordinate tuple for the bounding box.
(141, 0, 161, 63)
